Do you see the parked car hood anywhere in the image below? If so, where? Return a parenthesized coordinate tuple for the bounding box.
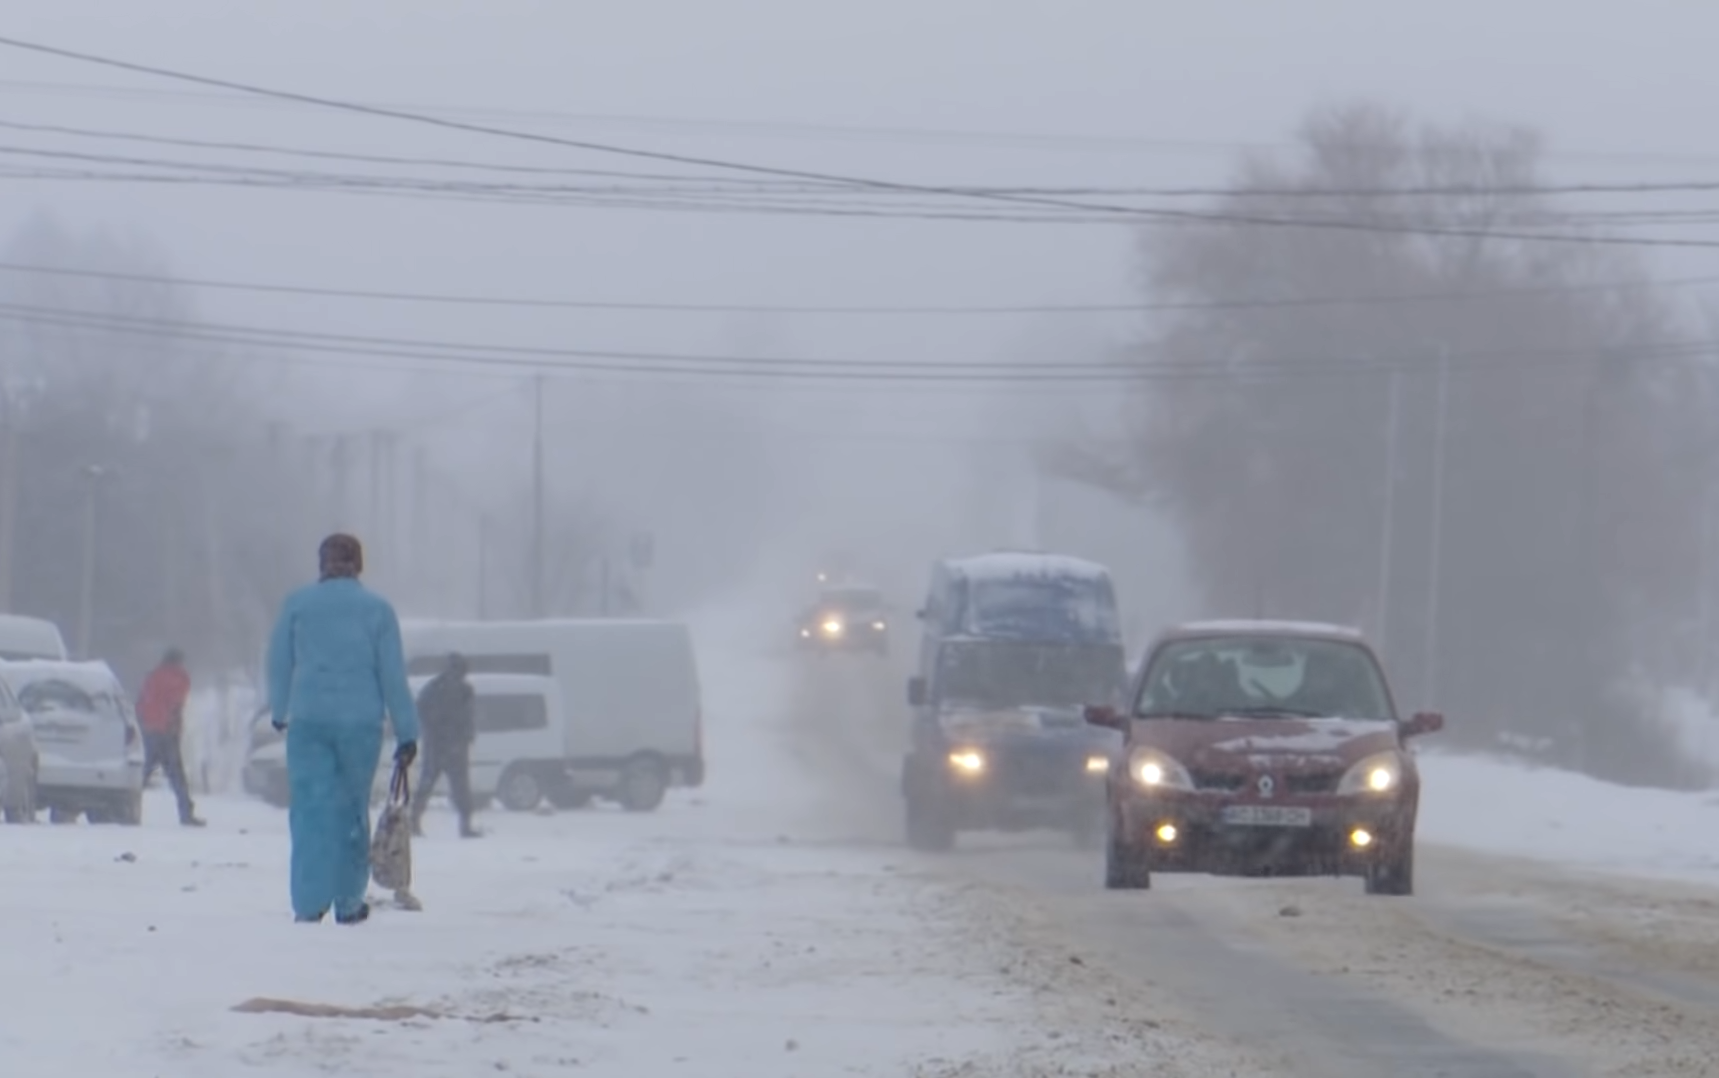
(1129, 715, 1401, 772)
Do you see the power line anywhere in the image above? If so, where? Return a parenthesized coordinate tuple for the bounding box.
(10, 35, 1719, 250)
(10, 76, 1719, 168)
(17, 116, 1719, 201)
(0, 259, 1713, 319)
(0, 297, 1712, 385)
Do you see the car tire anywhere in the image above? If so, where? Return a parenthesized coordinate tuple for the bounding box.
(48, 806, 78, 825)
(1104, 824, 1152, 890)
(903, 765, 956, 852)
(1364, 844, 1414, 896)
(616, 757, 669, 813)
(4, 767, 37, 823)
(496, 766, 544, 813)
(115, 791, 143, 827)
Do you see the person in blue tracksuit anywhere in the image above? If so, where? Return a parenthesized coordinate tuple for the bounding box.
(266, 533, 420, 925)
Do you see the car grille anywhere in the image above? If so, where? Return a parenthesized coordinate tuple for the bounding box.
(994, 749, 1090, 796)
(1284, 771, 1340, 795)
(1190, 769, 1340, 794)
(1191, 769, 1245, 791)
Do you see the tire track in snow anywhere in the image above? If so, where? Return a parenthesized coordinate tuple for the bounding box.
(783, 653, 1590, 1077)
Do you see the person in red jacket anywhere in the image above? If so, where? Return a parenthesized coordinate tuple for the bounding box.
(137, 647, 205, 827)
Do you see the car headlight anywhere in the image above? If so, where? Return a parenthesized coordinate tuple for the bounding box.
(947, 749, 985, 774)
(1338, 751, 1404, 795)
(821, 619, 843, 636)
(1085, 754, 1110, 774)
(1128, 749, 1194, 791)
(871, 620, 886, 631)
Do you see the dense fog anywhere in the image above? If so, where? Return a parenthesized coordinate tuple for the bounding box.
(6, 1, 1719, 792)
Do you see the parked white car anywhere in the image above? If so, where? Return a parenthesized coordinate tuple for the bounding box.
(0, 660, 144, 825)
(0, 614, 69, 662)
(242, 713, 419, 809)
(0, 674, 39, 823)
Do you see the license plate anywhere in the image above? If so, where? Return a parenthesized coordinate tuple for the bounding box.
(1221, 805, 1313, 827)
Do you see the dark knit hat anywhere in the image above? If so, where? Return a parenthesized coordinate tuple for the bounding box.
(318, 533, 364, 580)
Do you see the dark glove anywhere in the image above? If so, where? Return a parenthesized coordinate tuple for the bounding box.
(395, 741, 418, 768)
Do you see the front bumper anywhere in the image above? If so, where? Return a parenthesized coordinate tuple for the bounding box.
(929, 747, 1110, 831)
(37, 758, 142, 794)
(1116, 793, 1414, 877)
(798, 626, 888, 651)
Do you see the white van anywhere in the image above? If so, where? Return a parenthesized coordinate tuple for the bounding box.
(0, 615, 70, 662)
(404, 672, 563, 811)
(401, 618, 703, 813)
(0, 659, 144, 824)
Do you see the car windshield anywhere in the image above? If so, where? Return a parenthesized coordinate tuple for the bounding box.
(937, 640, 1125, 709)
(963, 574, 1120, 642)
(819, 587, 882, 614)
(1134, 635, 1395, 721)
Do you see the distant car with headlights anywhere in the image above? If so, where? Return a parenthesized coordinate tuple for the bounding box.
(1085, 620, 1443, 896)
(797, 583, 890, 655)
(900, 553, 1127, 850)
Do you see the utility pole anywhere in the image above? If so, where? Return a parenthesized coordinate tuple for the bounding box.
(1374, 368, 1403, 654)
(369, 430, 385, 577)
(0, 383, 17, 610)
(532, 375, 545, 618)
(477, 513, 491, 619)
(330, 435, 351, 529)
(76, 464, 109, 659)
(1422, 347, 1451, 708)
(410, 446, 427, 587)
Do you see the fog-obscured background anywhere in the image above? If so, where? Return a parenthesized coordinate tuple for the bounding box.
(9, 1, 1719, 788)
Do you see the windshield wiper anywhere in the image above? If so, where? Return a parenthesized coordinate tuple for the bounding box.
(1226, 705, 1327, 718)
(1134, 710, 1216, 721)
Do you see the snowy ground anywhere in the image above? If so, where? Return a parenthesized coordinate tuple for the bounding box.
(0, 612, 1263, 1078)
(1418, 750, 1719, 886)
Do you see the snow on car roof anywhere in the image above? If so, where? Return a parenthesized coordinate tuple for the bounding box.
(946, 552, 1112, 581)
(1164, 619, 1366, 641)
(0, 658, 123, 693)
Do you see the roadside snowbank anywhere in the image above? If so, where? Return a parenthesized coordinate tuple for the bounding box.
(1, 604, 1258, 1077)
(1419, 751, 1719, 886)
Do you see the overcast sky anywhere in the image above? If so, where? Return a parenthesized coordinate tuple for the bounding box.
(6, 1, 1719, 612)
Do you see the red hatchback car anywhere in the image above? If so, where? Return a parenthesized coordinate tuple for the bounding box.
(1086, 620, 1443, 896)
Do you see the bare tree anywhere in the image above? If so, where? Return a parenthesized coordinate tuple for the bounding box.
(1060, 103, 1709, 785)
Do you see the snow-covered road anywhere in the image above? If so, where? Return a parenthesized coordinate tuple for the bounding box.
(0, 614, 1265, 1077)
(788, 650, 1719, 1078)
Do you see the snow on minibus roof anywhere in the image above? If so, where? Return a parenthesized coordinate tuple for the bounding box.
(944, 552, 1112, 581)
(400, 617, 682, 631)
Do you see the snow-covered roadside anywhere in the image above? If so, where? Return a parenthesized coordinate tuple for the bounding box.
(1418, 751, 1719, 886)
(0, 606, 1256, 1077)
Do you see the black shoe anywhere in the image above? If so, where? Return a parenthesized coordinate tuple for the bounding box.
(335, 903, 371, 925)
(459, 822, 482, 839)
(181, 816, 206, 828)
(296, 910, 327, 923)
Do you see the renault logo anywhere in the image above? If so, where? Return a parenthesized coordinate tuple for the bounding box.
(1257, 774, 1275, 798)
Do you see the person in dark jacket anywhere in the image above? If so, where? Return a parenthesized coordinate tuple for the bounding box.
(411, 652, 479, 838)
(266, 533, 419, 925)
(137, 647, 205, 827)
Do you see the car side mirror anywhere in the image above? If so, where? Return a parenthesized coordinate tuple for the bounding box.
(907, 676, 926, 707)
(1084, 704, 1124, 731)
(1404, 711, 1445, 737)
